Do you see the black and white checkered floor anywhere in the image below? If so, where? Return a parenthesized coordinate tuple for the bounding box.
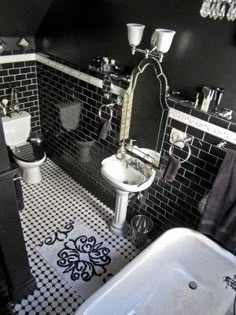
(14, 159, 139, 315)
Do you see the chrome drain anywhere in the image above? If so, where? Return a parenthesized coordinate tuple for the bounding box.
(189, 281, 198, 290)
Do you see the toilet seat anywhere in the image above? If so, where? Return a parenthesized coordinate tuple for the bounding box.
(12, 143, 45, 163)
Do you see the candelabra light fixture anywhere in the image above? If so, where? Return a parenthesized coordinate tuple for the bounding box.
(200, 0, 236, 21)
(127, 24, 176, 62)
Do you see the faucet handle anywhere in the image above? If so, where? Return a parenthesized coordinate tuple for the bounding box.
(129, 139, 136, 146)
(0, 99, 9, 117)
(127, 139, 136, 150)
(1, 98, 9, 107)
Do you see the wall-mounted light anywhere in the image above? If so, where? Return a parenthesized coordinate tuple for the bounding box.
(17, 38, 30, 52)
(127, 23, 176, 62)
(0, 39, 6, 54)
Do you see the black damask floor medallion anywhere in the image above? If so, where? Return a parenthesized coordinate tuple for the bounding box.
(13, 159, 139, 314)
(57, 234, 111, 281)
(37, 221, 128, 299)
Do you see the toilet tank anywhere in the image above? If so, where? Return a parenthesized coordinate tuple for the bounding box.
(2, 111, 31, 146)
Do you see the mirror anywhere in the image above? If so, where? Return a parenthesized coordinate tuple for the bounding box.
(120, 57, 169, 168)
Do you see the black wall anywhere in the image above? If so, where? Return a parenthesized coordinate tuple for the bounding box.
(0, 0, 53, 36)
(36, 0, 236, 109)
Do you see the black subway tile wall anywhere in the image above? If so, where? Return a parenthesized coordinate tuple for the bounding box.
(35, 57, 236, 233)
(129, 118, 236, 231)
(0, 59, 40, 132)
(37, 61, 121, 198)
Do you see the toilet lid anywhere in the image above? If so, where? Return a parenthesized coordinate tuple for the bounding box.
(12, 143, 45, 163)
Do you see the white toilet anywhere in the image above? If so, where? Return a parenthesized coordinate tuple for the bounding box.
(2, 111, 46, 184)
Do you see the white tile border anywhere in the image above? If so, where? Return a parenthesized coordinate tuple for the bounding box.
(169, 108, 236, 145)
(0, 53, 236, 145)
(0, 53, 36, 64)
(0, 53, 125, 96)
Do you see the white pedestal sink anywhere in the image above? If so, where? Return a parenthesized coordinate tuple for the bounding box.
(101, 154, 156, 236)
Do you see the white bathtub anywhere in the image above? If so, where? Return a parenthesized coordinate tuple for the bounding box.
(75, 228, 236, 315)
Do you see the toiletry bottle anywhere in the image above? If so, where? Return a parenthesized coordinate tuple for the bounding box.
(144, 164, 153, 177)
(102, 57, 110, 73)
(116, 141, 126, 160)
(194, 92, 200, 109)
(94, 55, 102, 72)
(201, 87, 213, 113)
(110, 59, 116, 73)
(214, 88, 225, 113)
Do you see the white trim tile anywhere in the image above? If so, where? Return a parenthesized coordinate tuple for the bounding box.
(0, 53, 36, 64)
(169, 108, 236, 145)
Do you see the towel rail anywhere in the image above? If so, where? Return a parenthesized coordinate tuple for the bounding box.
(217, 140, 227, 149)
(169, 140, 192, 164)
(98, 104, 114, 122)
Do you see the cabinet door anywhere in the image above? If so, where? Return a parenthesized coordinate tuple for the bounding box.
(0, 118, 10, 172)
(0, 254, 10, 307)
(0, 173, 36, 302)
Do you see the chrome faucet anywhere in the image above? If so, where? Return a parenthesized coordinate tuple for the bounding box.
(10, 87, 20, 113)
(215, 108, 233, 120)
(223, 275, 236, 291)
(126, 158, 144, 173)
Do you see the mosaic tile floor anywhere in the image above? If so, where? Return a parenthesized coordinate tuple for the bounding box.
(14, 159, 139, 315)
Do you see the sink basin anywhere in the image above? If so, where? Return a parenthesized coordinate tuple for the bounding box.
(101, 154, 155, 193)
(75, 228, 236, 315)
(101, 154, 156, 236)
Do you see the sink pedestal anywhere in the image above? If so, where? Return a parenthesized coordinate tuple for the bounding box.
(101, 154, 156, 236)
(110, 189, 129, 236)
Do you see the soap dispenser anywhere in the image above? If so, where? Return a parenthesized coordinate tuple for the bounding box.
(116, 140, 126, 160)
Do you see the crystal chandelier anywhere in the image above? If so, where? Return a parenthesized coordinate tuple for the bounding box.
(200, 0, 236, 21)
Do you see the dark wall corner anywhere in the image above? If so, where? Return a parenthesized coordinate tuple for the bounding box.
(0, 0, 53, 37)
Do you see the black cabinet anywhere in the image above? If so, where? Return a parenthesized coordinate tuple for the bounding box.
(0, 117, 36, 307)
(0, 117, 10, 173)
(0, 168, 36, 304)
